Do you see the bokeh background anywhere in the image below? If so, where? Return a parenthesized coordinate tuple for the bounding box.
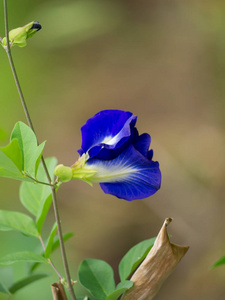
(0, 0, 225, 299)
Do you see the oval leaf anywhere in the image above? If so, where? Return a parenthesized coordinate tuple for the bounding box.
(78, 259, 115, 300)
(0, 210, 39, 237)
(20, 157, 58, 232)
(44, 222, 57, 258)
(51, 232, 74, 253)
(36, 194, 53, 233)
(11, 122, 46, 177)
(0, 139, 24, 181)
(106, 280, 133, 300)
(9, 273, 49, 294)
(119, 237, 156, 281)
(0, 252, 48, 265)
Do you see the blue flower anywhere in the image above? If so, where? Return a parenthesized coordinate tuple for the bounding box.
(55, 110, 161, 201)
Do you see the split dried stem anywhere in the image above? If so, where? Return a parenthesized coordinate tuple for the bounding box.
(122, 218, 189, 300)
(51, 282, 68, 300)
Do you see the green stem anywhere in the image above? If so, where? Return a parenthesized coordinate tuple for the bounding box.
(3, 1, 76, 299)
(23, 172, 55, 187)
(3, 1, 34, 131)
(39, 236, 63, 280)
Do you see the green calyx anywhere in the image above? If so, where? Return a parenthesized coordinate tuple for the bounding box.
(54, 154, 96, 185)
(1, 21, 41, 49)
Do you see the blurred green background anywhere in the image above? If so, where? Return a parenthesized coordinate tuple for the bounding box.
(1, 0, 225, 299)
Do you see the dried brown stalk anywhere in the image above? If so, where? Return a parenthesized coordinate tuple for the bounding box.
(121, 218, 189, 300)
(51, 282, 68, 300)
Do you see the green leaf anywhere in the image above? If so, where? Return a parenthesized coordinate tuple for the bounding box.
(78, 259, 115, 300)
(36, 194, 53, 233)
(119, 237, 156, 281)
(0, 210, 39, 237)
(106, 281, 133, 300)
(20, 157, 58, 232)
(0, 122, 46, 182)
(0, 139, 24, 181)
(44, 222, 57, 258)
(36, 157, 58, 232)
(211, 255, 225, 268)
(11, 122, 46, 177)
(1, 139, 22, 171)
(9, 273, 49, 294)
(51, 232, 74, 253)
(0, 225, 11, 231)
(0, 252, 48, 265)
(0, 281, 10, 294)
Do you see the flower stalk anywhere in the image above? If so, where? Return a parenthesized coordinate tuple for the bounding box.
(3, 1, 76, 299)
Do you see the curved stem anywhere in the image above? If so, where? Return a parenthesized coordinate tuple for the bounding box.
(4, 0, 34, 132)
(3, 1, 76, 299)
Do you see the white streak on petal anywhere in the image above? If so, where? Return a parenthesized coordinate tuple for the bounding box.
(101, 116, 136, 147)
(86, 155, 138, 183)
(101, 133, 120, 146)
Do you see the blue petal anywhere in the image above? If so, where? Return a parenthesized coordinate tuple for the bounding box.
(86, 145, 161, 201)
(133, 133, 151, 158)
(78, 110, 137, 159)
(147, 149, 153, 160)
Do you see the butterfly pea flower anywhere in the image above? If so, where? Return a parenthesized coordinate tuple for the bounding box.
(54, 110, 161, 201)
(1, 21, 41, 48)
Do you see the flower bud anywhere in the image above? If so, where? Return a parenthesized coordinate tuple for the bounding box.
(54, 164, 72, 182)
(1, 21, 42, 48)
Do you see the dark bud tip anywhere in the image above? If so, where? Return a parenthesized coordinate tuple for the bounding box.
(31, 21, 42, 31)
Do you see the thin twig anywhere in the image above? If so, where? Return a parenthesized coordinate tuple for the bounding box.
(4, 0, 34, 131)
(39, 236, 64, 280)
(23, 172, 55, 187)
(51, 187, 75, 296)
(3, 1, 76, 299)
